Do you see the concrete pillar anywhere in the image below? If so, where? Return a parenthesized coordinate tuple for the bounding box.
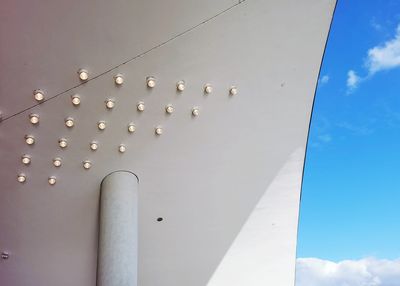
(97, 171, 138, 286)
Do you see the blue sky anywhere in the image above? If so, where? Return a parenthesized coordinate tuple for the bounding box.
(297, 0, 400, 263)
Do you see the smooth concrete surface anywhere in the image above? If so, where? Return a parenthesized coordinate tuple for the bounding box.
(207, 148, 305, 286)
(98, 171, 138, 286)
(0, 0, 336, 285)
(0, 0, 237, 118)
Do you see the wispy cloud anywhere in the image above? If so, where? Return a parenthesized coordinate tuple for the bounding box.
(317, 134, 332, 143)
(319, 75, 330, 86)
(375, 100, 400, 128)
(370, 17, 383, 32)
(296, 257, 400, 286)
(337, 121, 374, 136)
(347, 24, 400, 92)
(346, 70, 361, 93)
(309, 117, 333, 148)
(366, 25, 400, 74)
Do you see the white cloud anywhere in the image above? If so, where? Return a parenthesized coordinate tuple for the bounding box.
(320, 75, 330, 85)
(366, 25, 400, 74)
(346, 24, 400, 92)
(346, 70, 361, 91)
(318, 134, 332, 143)
(296, 257, 400, 286)
(370, 18, 382, 32)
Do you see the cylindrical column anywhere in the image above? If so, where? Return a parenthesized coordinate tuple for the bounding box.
(97, 171, 138, 286)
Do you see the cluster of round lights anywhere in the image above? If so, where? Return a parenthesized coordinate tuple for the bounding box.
(48, 176, 57, 185)
(230, 86, 238, 96)
(90, 141, 99, 151)
(165, 105, 174, 114)
(25, 135, 35, 145)
(65, 117, 74, 128)
(21, 155, 31, 165)
(155, 127, 163, 135)
(105, 99, 115, 109)
(118, 144, 126, 153)
(33, 90, 45, 102)
(114, 74, 124, 85)
(29, 114, 40, 125)
(59, 138, 68, 148)
(146, 76, 156, 88)
(145, 76, 226, 96)
(98, 121, 106, 130)
(20, 70, 238, 185)
(83, 160, 92, 170)
(137, 102, 145, 112)
(17, 174, 26, 183)
(204, 84, 213, 94)
(78, 69, 89, 81)
(177, 81, 185, 91)
(192, 107, 200, 117)
(17, 173, 58, 185)
(71, 95, 81, 106)
(53, 158, 62, 167)
(128, 123, 136, 133)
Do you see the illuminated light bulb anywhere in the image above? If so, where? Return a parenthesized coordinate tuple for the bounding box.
(21, 155, 31, 165)
(137, 102, 145, 112)
(105, 99, 115, 109)
(118, 144, 126, 153)
(17, 174, 26, 183)
(25, 135, 35, 145)
(155, 126, 163, 135)
(78, 69, 89, 81)
(98, 121, 106, 130)
(71, 95, 81, 106)
(90, 141, 98, 151)
(114, 74, 124, 85)
(59, 138, 68, 148)
(204, 84, 213, 94)
(33, 90, 45, 102)
(65, 117, 74, 128)
(229, 86, 238, 96)
(128, 123, 136, 133)
(83, 160, 92, 169)
(165, 105, 174, 114)
(53, 158, 62, 167)
(176, 81, 185, 91)
(48, 176, 56, 185)
(146, 76, 156, 88)
(192, 107, 200, 117)
(29, 114, 40, 124)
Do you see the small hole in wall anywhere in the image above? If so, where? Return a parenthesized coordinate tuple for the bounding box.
(156, 217, 163, 222)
